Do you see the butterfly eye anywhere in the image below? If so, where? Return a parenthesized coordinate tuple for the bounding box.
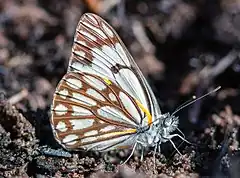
(163, 117, 172, 127)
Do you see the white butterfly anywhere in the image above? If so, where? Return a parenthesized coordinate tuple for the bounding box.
(50, 13, 188, 162)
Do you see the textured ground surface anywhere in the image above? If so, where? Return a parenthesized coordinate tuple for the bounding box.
(0, 0, 240, 177)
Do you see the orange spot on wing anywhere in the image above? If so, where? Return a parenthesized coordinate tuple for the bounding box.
(135, 100, 152, 125)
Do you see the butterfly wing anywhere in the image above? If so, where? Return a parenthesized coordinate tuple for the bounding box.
(51, 72, 141, 151)
(51, 13, 161, 151)
(69, 13, 161, 124)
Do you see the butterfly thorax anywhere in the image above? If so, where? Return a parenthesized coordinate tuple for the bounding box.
(137, 113, 179, 148)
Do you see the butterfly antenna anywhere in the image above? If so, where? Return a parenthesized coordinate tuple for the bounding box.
(174, 96, 197, 112)
(171, 86, 221, 116)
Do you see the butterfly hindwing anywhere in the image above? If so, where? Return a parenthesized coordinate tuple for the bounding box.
(51, 72, 142, 150)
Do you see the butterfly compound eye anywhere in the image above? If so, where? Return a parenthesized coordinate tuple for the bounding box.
(163, 117, 172, 127)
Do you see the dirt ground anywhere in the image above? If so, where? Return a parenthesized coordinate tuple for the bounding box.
(0, 0, 240, 177)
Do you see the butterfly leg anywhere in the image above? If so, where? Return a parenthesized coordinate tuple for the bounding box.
(140, 146, 144, 162)
(168, 138, 182, 155)
(168, 133, 192, 145)
(135, 140, 147, 162)
(152, 144, 159, 170)
(163, 133, 193, 155)
(176, 128, 186, 138)
(121, 142, 138, 164)
(158, 143, 161, 154)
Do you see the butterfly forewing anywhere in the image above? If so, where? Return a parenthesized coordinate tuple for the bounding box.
(69, 13, 161, 121)
(51, 13, 162, 151)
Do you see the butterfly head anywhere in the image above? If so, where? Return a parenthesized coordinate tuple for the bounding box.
(155, 113, 179, 143)
(160, 113, 179, 141)
(142, 113, 179, 147)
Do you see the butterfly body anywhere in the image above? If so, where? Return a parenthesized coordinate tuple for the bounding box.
(51, 13, 181, 158)
(135, 113, 179, 148)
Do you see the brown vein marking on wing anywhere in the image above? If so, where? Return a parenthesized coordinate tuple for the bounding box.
(62, 128, 136, 150)
(69, 13, 150, 116)
(65, 72, 142, 124)
(56, 121, 108, 138)
(53, 113, 137, 150)
(78, 13, 120, 50)
(73, 31, 119, 71)
(82, 72, 143, 125)
(65, 134, 134, 151)
(70, 13, 132, 75)
(51, 71, 145, 134)
(52, 94, 135, 131)
(57, 123, 135, 143)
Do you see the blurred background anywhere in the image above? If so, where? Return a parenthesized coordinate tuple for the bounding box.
(0, 0, 240, 177)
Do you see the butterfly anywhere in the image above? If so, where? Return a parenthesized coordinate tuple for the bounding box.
(50, 13, 187, 162)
